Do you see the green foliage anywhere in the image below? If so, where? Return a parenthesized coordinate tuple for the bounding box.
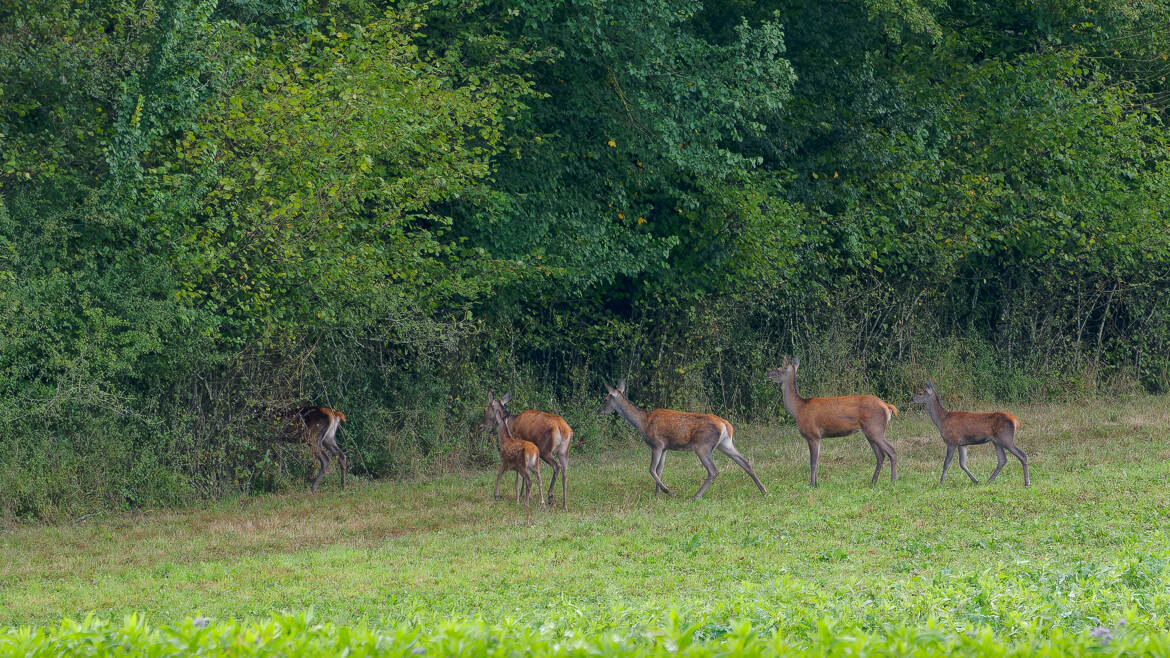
(427, 0, 798, 297)
(158, 9, 534, 346)
(2, 611, 1169, 656)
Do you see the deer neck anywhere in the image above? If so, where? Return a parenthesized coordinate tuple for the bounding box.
(613, 395, 649, 433)
(925, 394, 948, 430)
(780, 372, 807, 419)
(495, 415, 517, 448)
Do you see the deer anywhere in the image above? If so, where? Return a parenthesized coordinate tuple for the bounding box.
(765, 357, 898, 488)
(274, 406, 348, 492)
(910, 380, 1030, 486)
(476, 391, 573, 510)
(487, 392, 545, 508)
(596, 379, 767, 499)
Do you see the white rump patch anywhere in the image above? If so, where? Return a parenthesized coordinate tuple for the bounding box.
(716, 423, 731, 448)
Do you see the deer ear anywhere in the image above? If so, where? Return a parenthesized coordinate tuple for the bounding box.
(617, 379, 627, 393)
(487, 391, 495, 404)
(792, 357, 800, 368)
(500, 391, 512, 405)
(605, 384, 615, 395)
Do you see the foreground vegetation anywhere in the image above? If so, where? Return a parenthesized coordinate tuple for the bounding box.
(2, 398, 1168, 654)
(4, 613, 1169, 657)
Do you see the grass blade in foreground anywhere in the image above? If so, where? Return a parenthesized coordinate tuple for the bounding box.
(2, 613, 1168, 657)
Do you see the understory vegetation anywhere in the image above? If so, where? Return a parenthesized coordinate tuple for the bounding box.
(3, 0, 1170, 519)
(2, 398, 1169, 653)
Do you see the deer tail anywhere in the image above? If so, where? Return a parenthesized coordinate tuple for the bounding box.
(884, 402, 898, 422)
(715, 420, 733, 447)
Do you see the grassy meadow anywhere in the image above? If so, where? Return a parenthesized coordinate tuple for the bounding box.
(2, 396, 1170, 654)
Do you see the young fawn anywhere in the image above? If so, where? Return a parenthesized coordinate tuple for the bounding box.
(487, 393, 545, 508)
(765, 357, 899, 487)
(275, 406, 348, 492)
(477, 391, 573, 510)
(910, 381, 1030, 486)
(596, 379, 767, 499)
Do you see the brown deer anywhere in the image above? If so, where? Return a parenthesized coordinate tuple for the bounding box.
(765, 357, 898, 487)
(487, 392, 545, 508)
(596, 379, 767, 499)
(275, 406, 348, 492)
(910, 381, 1029, 486)
(476, 391, 573, 510)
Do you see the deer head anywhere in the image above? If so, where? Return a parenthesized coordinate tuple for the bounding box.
(596, 379, 627, 416)
(910, 380, 936, 405)
(476, 391, 512, 435)
(765, 356, 799, 383)
(489, 398, 507, 428)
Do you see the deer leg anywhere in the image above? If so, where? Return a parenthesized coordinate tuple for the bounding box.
(716, 439, 767, 494)
(655, 449, 672, 495)
(494, 465, 507, 500)
(866, 439, 885, 486)
(864, 426, 897, 483)
(879, 437, 897, 483)
(1004, 441, 1030, 487)
(807, 438, 821, 488)
(545, 463, 558, 506)
(519, 468, 529, 504)
(987, 443, 1008, 484)
(310, 451, 330, 492)
(998, 428, 1030, 486)
(649, 447, 671, 495)
(323, 438, 347, 490)
(957, 446, 979, 483)
(520, 470, 532, 508)
(649, 450, 660, 493)
(533, 462, 545, 507)
(691, 445, 719, 499)
(514, 470, 522, 503)
(558, 453, 569, 511)
(940, 444, 955, 485)
(542, 453, 559, 506)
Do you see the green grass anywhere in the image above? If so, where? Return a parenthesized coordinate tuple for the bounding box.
(2, 396, 1170, 654)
